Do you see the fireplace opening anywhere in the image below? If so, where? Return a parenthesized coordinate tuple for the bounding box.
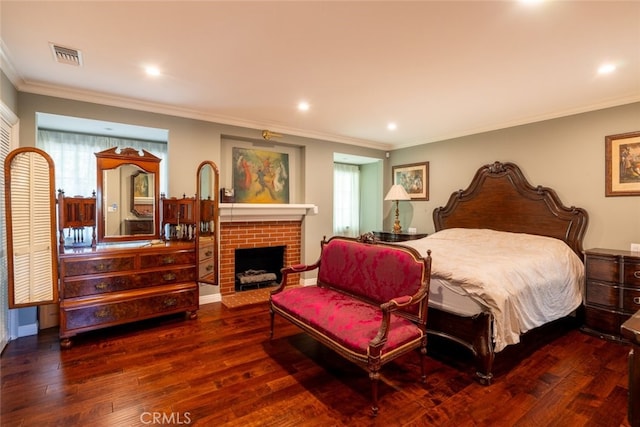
(234, 246, 285, 292)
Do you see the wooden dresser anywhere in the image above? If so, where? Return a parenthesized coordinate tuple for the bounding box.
(58, 241, 198, 348)
(582, 248, 640, 341)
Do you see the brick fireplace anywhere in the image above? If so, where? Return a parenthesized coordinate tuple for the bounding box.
(219, 219, 302, 296)
(218, 203, 317, 296)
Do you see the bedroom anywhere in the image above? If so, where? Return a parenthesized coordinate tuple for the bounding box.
(1, 1, 640, 425)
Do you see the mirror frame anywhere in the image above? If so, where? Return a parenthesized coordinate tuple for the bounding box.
(96, 147, 161, 243)
(195, 160, 220, 285)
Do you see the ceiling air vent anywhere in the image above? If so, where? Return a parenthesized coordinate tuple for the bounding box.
(50, 44, 83, 66)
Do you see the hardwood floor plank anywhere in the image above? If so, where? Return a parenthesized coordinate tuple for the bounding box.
(1, 302, 633, 426)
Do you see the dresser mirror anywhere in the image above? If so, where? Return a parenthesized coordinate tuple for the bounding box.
(4, 147, 59, 308)
(95, 147, 161, 243)
(196, 160, 219, 285)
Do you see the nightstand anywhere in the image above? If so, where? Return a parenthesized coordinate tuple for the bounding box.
(582, 248, 640, 341)
(373, 231, 428, 243)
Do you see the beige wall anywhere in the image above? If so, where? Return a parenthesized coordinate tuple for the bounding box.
(389, 102, 640, 251)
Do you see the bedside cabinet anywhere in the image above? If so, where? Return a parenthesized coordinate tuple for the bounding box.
(582, 248, 640, 341)
(373, 231, 428, 242)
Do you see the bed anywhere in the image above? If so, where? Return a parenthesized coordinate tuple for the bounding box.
(399, 161, 588, 385)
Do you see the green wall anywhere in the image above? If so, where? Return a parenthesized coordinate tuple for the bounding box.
(16, 92, 387, 290)
(389, 102, 640, 251)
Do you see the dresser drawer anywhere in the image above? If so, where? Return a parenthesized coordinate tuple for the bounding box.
(139, 251, 195, 269)
(584, 306, 623, 336)
(63, 266, 196, 298)
(622, 288, 640, 313)
(63, 275, 138, 298)
(63, 287, 198, 331)
(199, 243, 215, 262)
(145, 267, 196, 286)
(586, 256, 620, 282)
(199, 259, 216, 279)
(62, 256, 136, 277)
(585, 281, 619, 308)
(623, 260, 640, 287)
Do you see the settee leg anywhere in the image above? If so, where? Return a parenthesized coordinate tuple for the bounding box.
(370, 371, 380, 417)
(419, 345, 427, 382)
(269, 307, 275, 339)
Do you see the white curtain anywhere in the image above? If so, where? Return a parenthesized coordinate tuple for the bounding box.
(37, 130, 168, 197)
(333, 163, 360, 237)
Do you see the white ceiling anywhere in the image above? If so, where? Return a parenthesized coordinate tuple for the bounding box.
(1, 1, 639, 150)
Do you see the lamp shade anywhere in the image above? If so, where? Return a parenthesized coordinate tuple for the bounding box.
(384, 184, 410, 201)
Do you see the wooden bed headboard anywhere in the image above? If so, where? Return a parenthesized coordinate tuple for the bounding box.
(433, 161, 588, 257)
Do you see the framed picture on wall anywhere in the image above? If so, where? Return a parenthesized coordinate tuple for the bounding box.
(232, 147, 290, 203)
(605, 131, 640, 196)
(392, 162, 429, 200)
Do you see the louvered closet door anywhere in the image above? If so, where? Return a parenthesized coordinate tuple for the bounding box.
(5, 148, 59, 307)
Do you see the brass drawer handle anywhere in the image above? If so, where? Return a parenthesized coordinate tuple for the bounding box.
(95, 282, 109, 290)
(162, 256, 176, 265)
(205, 250, 213, 256)
(162, 273, 177, 281)
(95, 308, 110, 318)
(634, 297, 640, 305)
(95, 263, 107, 272)
(206, 264, 213, 271)
(634, 271, 640, 279)
(163, 298, 177, 308)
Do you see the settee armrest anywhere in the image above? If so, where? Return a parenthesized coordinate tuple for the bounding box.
(369, 281, 430, 351)
(270, 260, 320, 295)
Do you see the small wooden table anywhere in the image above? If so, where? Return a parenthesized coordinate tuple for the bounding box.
(622, 310, 640, 427)
(373, 231, 427, 242)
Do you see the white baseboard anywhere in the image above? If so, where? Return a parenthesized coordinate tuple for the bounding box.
(200, 293, 221, 305)
(18, 322, 38, 338)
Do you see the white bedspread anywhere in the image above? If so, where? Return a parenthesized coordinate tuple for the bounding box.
(401, 228, 584, 352)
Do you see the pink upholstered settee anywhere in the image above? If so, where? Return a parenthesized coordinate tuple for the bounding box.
(269, 234, 432, 416)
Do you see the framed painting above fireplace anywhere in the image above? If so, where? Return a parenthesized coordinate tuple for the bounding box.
(232, 147, 290, 203)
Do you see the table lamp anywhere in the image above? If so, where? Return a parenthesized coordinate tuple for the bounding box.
(384, 184, 411, 233)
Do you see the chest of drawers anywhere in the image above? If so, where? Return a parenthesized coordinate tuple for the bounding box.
(58, 241, 198, 348)
(582, 248, 640, 341)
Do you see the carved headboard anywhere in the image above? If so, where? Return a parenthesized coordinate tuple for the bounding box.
(433, 161, 588, 257)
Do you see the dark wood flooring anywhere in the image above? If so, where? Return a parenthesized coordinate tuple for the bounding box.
(0, 302, 633, 426)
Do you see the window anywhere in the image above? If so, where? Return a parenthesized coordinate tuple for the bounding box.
(333, 163, 360, 237)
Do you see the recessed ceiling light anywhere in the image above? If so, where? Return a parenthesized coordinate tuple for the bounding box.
(298, 101, 310, 111)
(598, 63, 616, 75)
(145, 66, 161, 77)
(387, 122, 397, 131)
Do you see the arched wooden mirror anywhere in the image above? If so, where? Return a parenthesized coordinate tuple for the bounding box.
(4, 147, 59, 308)
(95, 147, 161, 243)
(196, 160, 219, 285)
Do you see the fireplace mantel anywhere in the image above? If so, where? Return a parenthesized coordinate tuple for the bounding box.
(219, 203, 318, 222)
